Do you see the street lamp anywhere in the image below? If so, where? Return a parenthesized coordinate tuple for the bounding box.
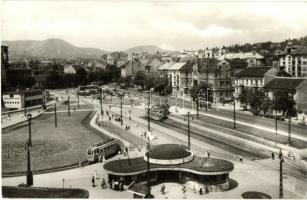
(147, 88, 154, 131)
(144, 138, 154, 198)
(26, 113, 33, 186)
(233, 92, 238, 129)
(54, 103, 57, 128)
(67, 96, 70, 116)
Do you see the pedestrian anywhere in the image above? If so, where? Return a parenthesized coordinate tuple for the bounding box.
(109, 116, 111, 121)
(199, 187, 203, 195)
(79, 160, 82, 167)
(94, 170, 99, 180)
(271, 152, 275, 160)
(239, 155, 243, 162)
(101, 178, 107, 189)
(160, 184, 165, 194)
(279, 149, 283, 159)
(205, 186, 209, 194)
(125, 125, 128, 131)
(92, 176, 95, 187)
(207, 151, 211, 158)
(182, 185, 186, 193)
(193, 185, 197, 193)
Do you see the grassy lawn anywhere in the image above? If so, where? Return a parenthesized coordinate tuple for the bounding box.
(2, 104, 105, 175)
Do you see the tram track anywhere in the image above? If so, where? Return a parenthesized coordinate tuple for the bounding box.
(150, 118, 269, 160)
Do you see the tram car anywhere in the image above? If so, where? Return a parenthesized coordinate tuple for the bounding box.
(145, 104, 169, 122)
(86, 138, 122, 163)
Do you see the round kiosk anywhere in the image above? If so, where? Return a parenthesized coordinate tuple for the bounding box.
(103, 144, 234, 196)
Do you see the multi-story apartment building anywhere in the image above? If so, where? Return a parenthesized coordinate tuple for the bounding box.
(199, 58, 233, 103)
(168, 62, 187, 95)
(203, 47, 227, 59)
(279, 45, 307, 77)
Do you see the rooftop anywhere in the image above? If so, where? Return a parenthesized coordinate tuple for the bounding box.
(264, 77, 307, 90)
(169, 62, 186, 70)
(148, 144, 191, 160)
(236, 66, 272, 78)
(104, 156, 234, 175)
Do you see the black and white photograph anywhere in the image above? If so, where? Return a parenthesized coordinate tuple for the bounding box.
(1, 0, 307, 199)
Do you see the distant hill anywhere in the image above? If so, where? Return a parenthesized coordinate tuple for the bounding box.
(3, 38, 108, 59)
(125, 45, 167, 54)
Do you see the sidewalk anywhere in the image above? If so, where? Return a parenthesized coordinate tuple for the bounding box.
(1, 108, 45, 129)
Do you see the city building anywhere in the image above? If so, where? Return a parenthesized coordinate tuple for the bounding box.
(157, 62, 174, 77)
(219, 51, 264, 67)
(264, 77, 307, 113)
(203, 47, 227, 59)
(63, 64, 77, 74)
(2, 89, 44, 110)
(199, 59, 233, 103)
(104, 144, 234, 197)
(179, 61, 198, 97)
(120, 56, 143, 78)
(279, 45, 307, 77)
(234, 66, 291, 98)
(168, 62, 187, 95)
(6, 63, 33, 87)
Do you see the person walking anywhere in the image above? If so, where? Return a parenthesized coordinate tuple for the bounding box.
(92, 176, 95, 187)
(279, 149, 283, 159)
(101, 178, 107, 189)
(160, 184, 165, 194)
(271, 152, 275, 160)
(199, 187, 203, 195)
(207, 151, 211, 158)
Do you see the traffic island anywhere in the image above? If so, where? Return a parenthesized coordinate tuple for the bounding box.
(241, 191, 272, 199)
(103, 144, 234, 197)
(2, 186, 89, 198)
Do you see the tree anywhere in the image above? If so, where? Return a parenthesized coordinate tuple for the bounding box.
(133, 71, 147, 90)
(155, 75, 170, 95)
(248, 88, 265, 111)
(46, 71, 64, 89)
(76, 67, 88, 85)
(273, 89, 296, 116)
(145, 74, 157, 90)
(238, 86, 249, 110)
(190, 82, 210, 101)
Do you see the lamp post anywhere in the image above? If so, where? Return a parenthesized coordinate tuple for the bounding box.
(145, 139, 153, 198)
(206, 88, 209, 111)
(77, 93, 80, 108)
(275, 94, 278, 135)
(67, 96, 70, 116)
(187, 112, 191, 149)
(26, 113, 33, 186)
(147, 88, 154, 131)
(279, 156, 284, 199)
(54, 103, 57, 128)
(233, 92, 237, 129)
(120, 95, 123, 126)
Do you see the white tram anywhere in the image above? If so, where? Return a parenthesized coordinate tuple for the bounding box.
(86, 138, 121, 163)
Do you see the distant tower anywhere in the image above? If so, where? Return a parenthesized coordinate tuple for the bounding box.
(1, 44, 9, 89)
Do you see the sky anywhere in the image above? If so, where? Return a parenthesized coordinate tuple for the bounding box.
(1, 0, 307, 51)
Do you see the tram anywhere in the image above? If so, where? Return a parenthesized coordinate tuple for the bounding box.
(145, 104, 169, 122)
(86, 138, 122, 163)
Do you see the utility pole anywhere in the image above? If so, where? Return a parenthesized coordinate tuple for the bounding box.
(148, 90, 151, 131)
(275, 95, 278, 135)
(206, 88, 209, 111)
(54, 103, 57, 128)
(187, 111, 191, 149)
(120, 95, 123, 126)
(288, 110, 291, 145)
(68, 96, 70, 116)
(24, 95, 27, 116)
(196, 96, 199, 119)
(145, 140, 153, 198)
(233, 95, 236, 129)
(279, 157, 284, 199)
(26, 114, 33, 186)
(77, 93, 80, 108)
